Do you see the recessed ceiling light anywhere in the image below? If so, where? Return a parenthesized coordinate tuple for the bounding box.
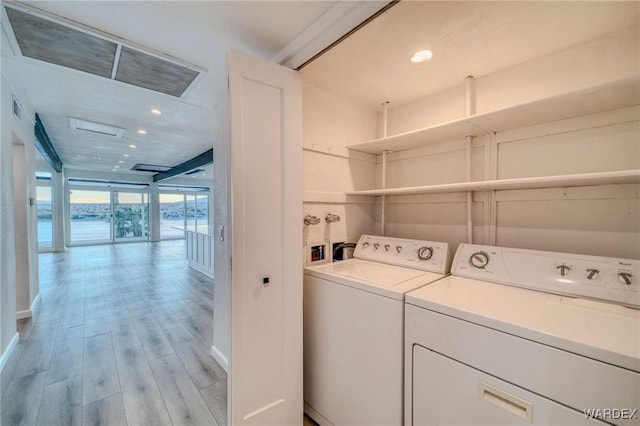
(112, 168, 117, 171)
(123, 154, 130, 157)
(129, 144, 137, 149)
(137, 129, 147, 135)
(410, 50, 433, 63)
(118, 160, 124, 164)
(150, 109, 162, 115)
(114, 165, 120, 169)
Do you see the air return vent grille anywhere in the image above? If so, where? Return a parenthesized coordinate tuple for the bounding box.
(5, 7, 117, 78)
(4, 5, 203, 97)
(115, 47, 200, 97)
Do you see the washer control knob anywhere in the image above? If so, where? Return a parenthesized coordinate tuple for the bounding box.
(618, 272, 633, 285)
(469, 251, 489, 269)
(396, 246, 402, 253)
(362, 242, 370, 248)
(384, 244, 391, 252)
(417, 246, 433, 261)
(373, 243, 380, 250)
(556, 264, 571, 277)
(586, 268, 600, 280)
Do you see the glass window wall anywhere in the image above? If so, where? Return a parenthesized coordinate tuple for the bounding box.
(69, 189, 111, 244)
(159, 193, 186, 239)
(114, 192, 149, 240)
(36, 185, 53, 250)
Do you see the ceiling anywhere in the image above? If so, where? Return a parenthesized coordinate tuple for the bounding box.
(2, 1, 638, 180)
(1, 0, 386, 177)
(302, 1, 639, 108)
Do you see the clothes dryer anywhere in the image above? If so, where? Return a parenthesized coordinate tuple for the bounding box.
(405, 244, 640, 426)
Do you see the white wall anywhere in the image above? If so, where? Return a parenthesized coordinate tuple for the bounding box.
(385, 25, 639, 135)
(376, 27, 640, 259)
(299, 25, 639, 263)
(212, 100, 229, 371)
(1, 67, 38, 367)
(301, 82, 379, 258)
(0, 75, 18, 369)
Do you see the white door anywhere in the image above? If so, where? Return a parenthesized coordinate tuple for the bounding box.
(227, 49, 303, 425)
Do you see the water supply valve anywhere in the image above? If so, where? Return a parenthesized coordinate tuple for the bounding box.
(304, 215, 321, 225)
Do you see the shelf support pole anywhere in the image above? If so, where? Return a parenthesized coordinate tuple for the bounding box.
(382, 101, 390, 138)
(380, 101, 391, 236)
(381, 149, 392, 236)
(465, 76, 475, 243)
(466, 135, 473, 243)
(465, 75, 476, 116)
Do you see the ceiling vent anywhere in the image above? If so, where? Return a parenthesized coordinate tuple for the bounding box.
(131, 163, 172, 173)
(4, 5, 203, 97)
(115, 47, 200, 98)
(68, 117, 125, 138)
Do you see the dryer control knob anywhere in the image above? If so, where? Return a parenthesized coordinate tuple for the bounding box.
(618, 272, 633, 285)
(417, 246, 433, 261)
(586, 268, 600, 280)
(373, 243, 380, 250)
(384, 244, 391, 252)
(556, 264, 571, 277)
(469, 251, 489, 269)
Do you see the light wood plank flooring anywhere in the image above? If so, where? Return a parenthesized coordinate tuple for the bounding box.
(0, 241, 226, 426)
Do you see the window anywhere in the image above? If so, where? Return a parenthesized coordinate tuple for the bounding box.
(69, 190, 111, 244)
(114, 192, 149, 240)
(159, 193, 186, 239)
(36, 185, 53, 250)
(196, 194, 209, 233)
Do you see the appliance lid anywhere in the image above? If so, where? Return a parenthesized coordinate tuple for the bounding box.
(305, 259, 447, 300)
(406, 276, 640, 372)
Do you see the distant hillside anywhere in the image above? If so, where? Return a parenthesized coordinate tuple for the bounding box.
(37, 199, 208, 220)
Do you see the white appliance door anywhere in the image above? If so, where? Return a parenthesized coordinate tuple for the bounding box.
(228, 49, 303, 425)
(412, 345, 609, 426)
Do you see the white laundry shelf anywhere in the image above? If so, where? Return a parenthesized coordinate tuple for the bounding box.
(345, 169, 640, 196)
(346, 77, 640, 154)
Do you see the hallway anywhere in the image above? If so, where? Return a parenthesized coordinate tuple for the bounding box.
(0, 241, 226, 426)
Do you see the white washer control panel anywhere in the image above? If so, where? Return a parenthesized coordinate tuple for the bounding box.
(453, 244, 640, 308)
(354, 235, 451, 274)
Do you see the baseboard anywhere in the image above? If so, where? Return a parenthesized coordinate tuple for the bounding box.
(0, 333, 19, 374)
(304, 403, 332, 426)
(16, 294, 41, 320)
(16, 309, 31, 320)
(211, 344, 228, 373)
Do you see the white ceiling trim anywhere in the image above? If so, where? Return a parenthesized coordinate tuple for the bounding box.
(272, 0, 390, 69)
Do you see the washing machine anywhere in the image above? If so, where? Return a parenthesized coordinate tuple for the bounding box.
(404, 243, 640, 426)
(304, 234, 452, 426)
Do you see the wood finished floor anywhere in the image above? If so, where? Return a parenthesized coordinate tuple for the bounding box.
(0, 240, 227, 426)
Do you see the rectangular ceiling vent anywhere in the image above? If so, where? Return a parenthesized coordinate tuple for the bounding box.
(4, 5, 203, 97)
(68, 117, 125, 138)
(131, 163, 172, 173)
